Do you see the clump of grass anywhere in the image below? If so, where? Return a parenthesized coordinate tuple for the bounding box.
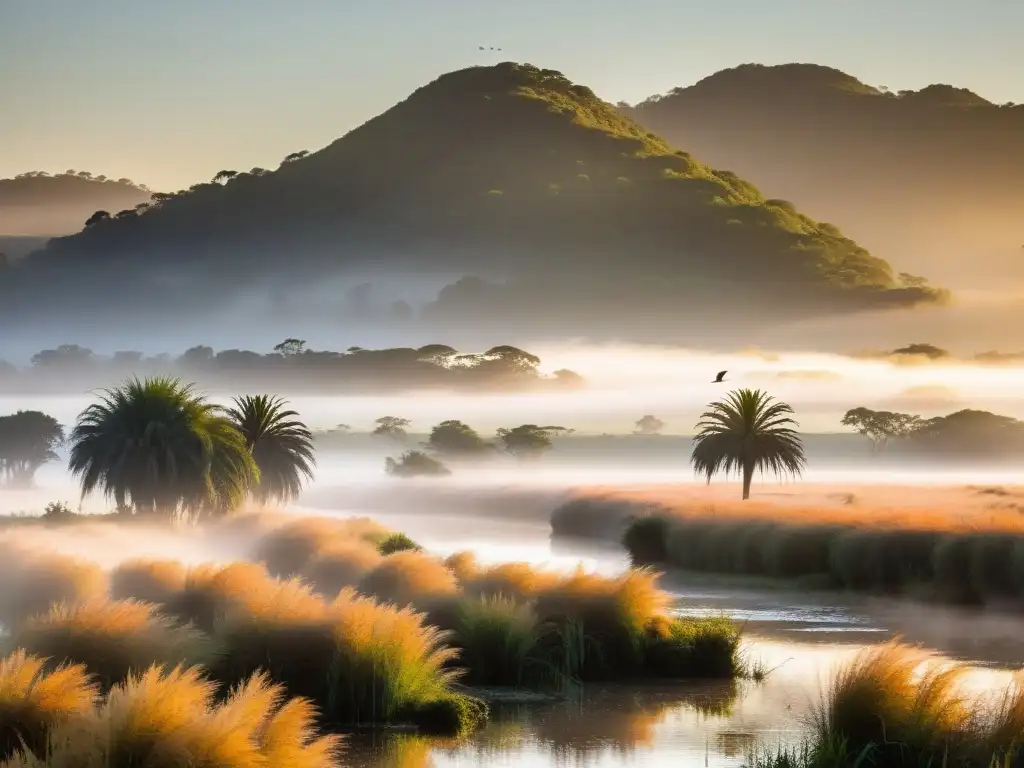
(167, 562, 314, 633)
(377, 532, 422, 555)
(108, 559, 186, 604)
(642, 616, 741, 678)
(5, 666, 342, 767)
(451, 596, 544, 687)
(0, 650, 97, 760)
(211, 585, 483, 734)
(0, 547, 108, 629)
(443, 551, 479, 583)
(462, 562, 561, 600)
(299, 540, 383, 597)
(357, 550, 460, 608)
(13, 599, 215, 690)
(254, 515, 389, 576)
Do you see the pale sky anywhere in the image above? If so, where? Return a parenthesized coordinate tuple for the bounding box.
(2, 0, 1021, 191)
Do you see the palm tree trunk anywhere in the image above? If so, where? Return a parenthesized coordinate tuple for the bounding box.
(742, 462, 754, 500)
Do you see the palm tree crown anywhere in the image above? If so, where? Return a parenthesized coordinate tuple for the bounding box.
(226, 395, 315, 504)
(691, 388, 806, 500)
(69, 378, 257, 519)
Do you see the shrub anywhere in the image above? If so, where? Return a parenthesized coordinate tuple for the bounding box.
(377, 532, 422, 555)
(357, 551, 459, 608)
(0, 548, 108, 629)
(4, 666, 342, 767)
(299, 541, 383, 597)
(13, 600, 215, 689)
(211, 587, 481, 733)
(108, 559, 186, 604)
(385, 450, 451, 478)
(642, 616, 741, 678)
(0, 651, 97, 760)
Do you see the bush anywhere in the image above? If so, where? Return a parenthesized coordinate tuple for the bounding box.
(108, 559, 186, 604)
(443, 551, 479, 583)
(211, 587, 480, 733)
(4, 666, 342, 767)
(462, 562, 560, 600)
(13, 599, 215, 689)
(385, 450, 451, 478)
(642, 616, 741, 678)
(0, 651, 97, 760)
(357, 551, 459, 608)
(451, 596, 543, 687)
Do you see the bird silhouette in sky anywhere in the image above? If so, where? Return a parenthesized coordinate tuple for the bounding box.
(713, 370, 728, 383)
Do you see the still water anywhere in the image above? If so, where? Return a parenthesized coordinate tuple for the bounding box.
(300, 504, 1024, 768)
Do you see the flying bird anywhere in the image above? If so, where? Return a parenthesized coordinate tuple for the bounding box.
(713, 370, 728, 383)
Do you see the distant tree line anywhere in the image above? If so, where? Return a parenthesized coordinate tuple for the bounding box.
(383, 420, 573, 477)
(0, 341, 585, 395)
(842, 407, 1024, 458)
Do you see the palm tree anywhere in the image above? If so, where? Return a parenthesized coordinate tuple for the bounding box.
(226, 395, 315, 504)
(691, 388, 806, 500)
(68, 378, 257, 519)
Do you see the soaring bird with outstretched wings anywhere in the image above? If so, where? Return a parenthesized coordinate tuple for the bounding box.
(713, 370, 728, 383)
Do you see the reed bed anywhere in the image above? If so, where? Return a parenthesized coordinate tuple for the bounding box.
(12, 600, 215, 690)
(622, 512, 1024, 605)
(1, 665, 342, 768)
(300, 540, 383, 597)
(357, 551, 460, 608)
(108, 559, 187, 604)
(754, 641, 1024, 767)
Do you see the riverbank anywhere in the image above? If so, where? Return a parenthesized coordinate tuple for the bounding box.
(551, 484, 1024, 611)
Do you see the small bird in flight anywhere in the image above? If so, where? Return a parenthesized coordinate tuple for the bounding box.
(713, 370, 728, 383)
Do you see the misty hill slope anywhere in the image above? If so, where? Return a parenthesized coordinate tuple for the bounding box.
(0, 171, 152, 237)
(6, 63, 940, 339)
(626, 63, 1024, 288)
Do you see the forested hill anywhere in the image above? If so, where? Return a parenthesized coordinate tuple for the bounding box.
(625, 63, 1024, 288)
(2, 63, 942, 342)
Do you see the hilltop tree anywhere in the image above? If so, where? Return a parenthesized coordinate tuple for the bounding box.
(634, 415, 665, 435)
(273, 338, 306, 357)
(226, 395, 315, 504)
(841, 408, 922, 453)
(372, 416, 411, 441)
(68, 378, 257, 519)
(691, 388, 806, 500)
(496, 424, 571, 459)
(385, 450, 451, 478)
(212, 170, 238, 184)
(0, 411, 64, 488)
(84, 210, 111, 227)
(426, 420, 491, 458)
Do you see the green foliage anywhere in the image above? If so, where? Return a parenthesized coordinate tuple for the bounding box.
(226, 394, 315, 504)
(691, 388, 806, 499)
(68, 378, 258, 519)
(377, 532, 423, 555)
(372, 415, 411, 440)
